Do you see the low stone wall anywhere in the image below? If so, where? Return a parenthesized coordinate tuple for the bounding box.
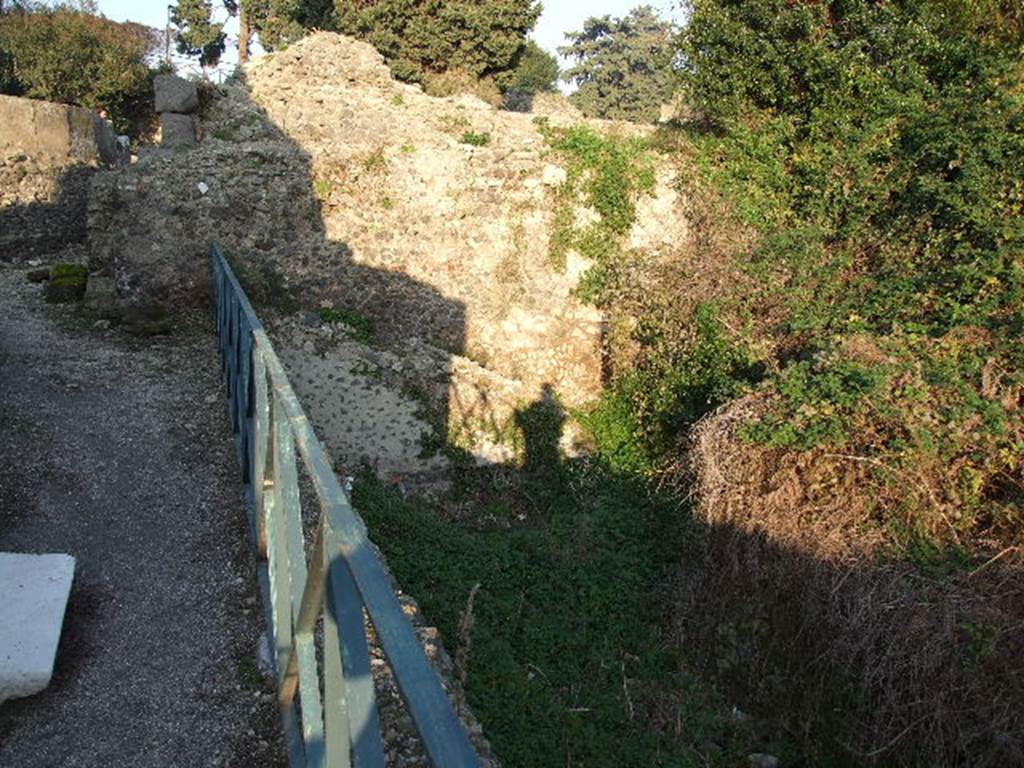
(0, 95, 117, 260)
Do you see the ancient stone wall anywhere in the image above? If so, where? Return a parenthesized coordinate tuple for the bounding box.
(86, 33, 690, 458)
(0, 95, 117, 260)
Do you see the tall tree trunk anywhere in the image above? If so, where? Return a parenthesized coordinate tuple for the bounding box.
(238, 1, 250, 64)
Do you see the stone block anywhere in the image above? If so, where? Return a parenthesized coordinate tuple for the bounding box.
(154, 74, 199, 114)
(44, 263, 88, 303)
(81, 275, 121, 319)
(160, 113, 196, 148)
(0, 553, 75, 703)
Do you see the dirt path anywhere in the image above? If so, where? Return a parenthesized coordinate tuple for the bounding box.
(0, 265, 285, 767)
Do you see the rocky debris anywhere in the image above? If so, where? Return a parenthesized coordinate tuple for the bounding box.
(120, 302, 172, 337)
(159, 112, 196, 148)
(26, 267, 49, 283)
(81, 274, 120, 320)
(748, 754, 780, 768)
(154, 74, 199, 114)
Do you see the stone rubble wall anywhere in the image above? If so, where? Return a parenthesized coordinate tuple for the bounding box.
(0, 95, 117, 260)
(87, 32, 689, 437)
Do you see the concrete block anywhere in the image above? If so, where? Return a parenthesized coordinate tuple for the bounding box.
(0, 553, 75, 703)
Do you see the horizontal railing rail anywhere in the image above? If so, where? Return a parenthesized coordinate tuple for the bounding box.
(212, 242, 482, 768)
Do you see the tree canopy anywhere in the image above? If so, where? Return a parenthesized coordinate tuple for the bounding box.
(560, 5, 675, 123)
(0, 3, 157, 134)
(505, 39, 558, 93)
(170, 0, 225, 68)
(334, 0, 541, 84)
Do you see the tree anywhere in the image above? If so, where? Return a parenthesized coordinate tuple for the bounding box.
(170, 0, 225, 68)
(505, 40, 558, 92)
(500, 39, 558, 111)
(0, 4, 157, 134)
(334, 0, 541, 84)
(560, 6, 676, 123)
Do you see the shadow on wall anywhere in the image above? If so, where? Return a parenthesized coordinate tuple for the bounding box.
(0, 93, 119, 261)
(0, 164, 96, 260)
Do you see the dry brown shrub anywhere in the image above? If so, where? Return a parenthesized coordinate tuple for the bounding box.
(668, 395, 1024, 766)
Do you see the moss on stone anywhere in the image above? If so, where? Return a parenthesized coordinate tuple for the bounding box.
(44, 263, 88, 304)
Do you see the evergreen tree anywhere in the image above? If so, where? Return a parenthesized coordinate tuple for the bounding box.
(170, 0, 225, 68)
(560, 6, 675, 123)
(506, 40, 558, 93)
(334, 0, 541, 83)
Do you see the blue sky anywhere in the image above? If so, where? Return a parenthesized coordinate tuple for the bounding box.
(96, 0, 682, 73)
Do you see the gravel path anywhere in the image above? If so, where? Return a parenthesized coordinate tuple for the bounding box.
(0, 264, 285, 767)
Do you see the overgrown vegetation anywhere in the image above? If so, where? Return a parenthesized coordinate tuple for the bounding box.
(353, 405, 756, 767)
(459, 130, 490, 147)
(574, 1, 1024, 764)
(672, 0, 1024, 544)
(318, 305, 375, 345)
(0, 2, 158, 135)
(540, 122, 655, 303)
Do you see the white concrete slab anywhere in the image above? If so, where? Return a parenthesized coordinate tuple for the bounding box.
(0, 553, 75, 703)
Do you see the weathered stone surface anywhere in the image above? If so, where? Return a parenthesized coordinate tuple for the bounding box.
(81, 274, 120, 319)
(154, 74, 199, 114)
(0, 94, 117, 165)
(0, 95, 117, 260)
(0, 553, 75, 704)
(160, 113, 196, 147)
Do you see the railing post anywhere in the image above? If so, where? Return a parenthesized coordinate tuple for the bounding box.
(252, 349, 271, 558)
(326, 542, 386, 768)
(212, 243, 482, 768)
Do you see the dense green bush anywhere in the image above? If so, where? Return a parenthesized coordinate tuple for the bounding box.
(500, 40, 557, 111)
(630, 0, 1024, 466)
(334, 0, 540, 84)
(0, 4, 157, 136)
(503, 40, 557, 93)
(639, 5, 1024, 761)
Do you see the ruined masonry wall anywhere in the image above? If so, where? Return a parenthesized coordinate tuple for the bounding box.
(0, 95, 117, 260)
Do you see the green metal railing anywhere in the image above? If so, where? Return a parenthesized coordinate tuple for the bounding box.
(212, 243, 482, 768)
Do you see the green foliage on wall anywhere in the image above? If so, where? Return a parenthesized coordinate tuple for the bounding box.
(540, 122, 655, 302)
